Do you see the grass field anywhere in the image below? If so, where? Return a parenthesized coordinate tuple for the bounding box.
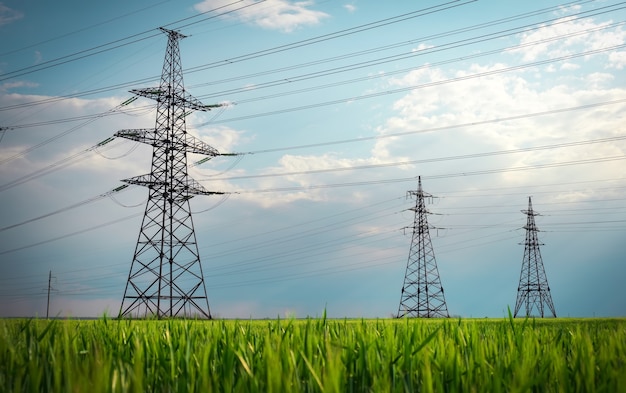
(1, 315, 625, 392)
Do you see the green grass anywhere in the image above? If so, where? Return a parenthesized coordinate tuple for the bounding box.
(1, 316, 625, 392)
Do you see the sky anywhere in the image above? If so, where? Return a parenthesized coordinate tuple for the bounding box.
(0, 0, 625, 319)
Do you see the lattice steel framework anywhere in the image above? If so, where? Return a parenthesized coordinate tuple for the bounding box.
(514, 197, 556, 318)
(397, 177, 449, 318)
(117, 28, 224, 319)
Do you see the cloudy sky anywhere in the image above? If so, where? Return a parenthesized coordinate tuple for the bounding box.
(0, 0, 624, 319)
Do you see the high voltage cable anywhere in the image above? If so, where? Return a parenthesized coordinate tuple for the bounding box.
(192, 10, 626, 102)
(219, 19, 626, 104)
(0, 0, 513, 116)
(2, 1, 618, 115)
(7, 97, 622, 193)
(205, 232, 403, 280)
(0, 185, 133, 233)
(0, 212, 142, 256)
(4, 13, 622, 126)
(186, 0, 596, 91)
(0, 0, 171, 57)
(183, 0, 475, 74)
(0, 1, 258, 112)
(0, 137, 125, 192)
(200, 202, 403, 262)
(234, 155, 626, 194)
(0, 0, 259, 82)
(2, 182, 619, 288)
(204, 136, 626, 181)
(236, 99, 626, 154)
(1, 104, 152, 130)
(0, 97, 137, 166)
(0, 0, 467, 87)
(0, 34, 162, 83)
(2, 1, 620, 304)
(1, 137, 622, 235)
(204, 228, 403, 281)
(201, 43, 626, 125)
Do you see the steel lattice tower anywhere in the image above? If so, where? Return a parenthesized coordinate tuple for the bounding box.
(397, 177, 449, 318)
(117, 28, 224, 319)
(513, 197, 556, 318)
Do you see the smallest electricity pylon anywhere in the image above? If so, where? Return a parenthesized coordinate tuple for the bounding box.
(397, 176, 449, 318)
(514, 197, 556, 318)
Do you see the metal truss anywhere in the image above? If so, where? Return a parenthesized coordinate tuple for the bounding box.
(117, 28, 225, 319)
(397, 176, 449, 318)
(514, 197, 557, 318)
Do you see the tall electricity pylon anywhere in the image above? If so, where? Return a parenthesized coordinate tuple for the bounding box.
(117, 28, 225, 319)
(397, 177, 449, 318)
(514, 197, 556, 318)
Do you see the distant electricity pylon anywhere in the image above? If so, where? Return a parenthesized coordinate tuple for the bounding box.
(45, 270, 56, 319)
(513, 197, 556, 318)
(397, 176, 449, 318)
(117, 28, 226, 319)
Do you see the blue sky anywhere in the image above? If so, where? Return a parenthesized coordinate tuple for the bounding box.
(0, 0, 625, 318)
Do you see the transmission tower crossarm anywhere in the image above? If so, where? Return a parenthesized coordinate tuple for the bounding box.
(185, 177, 226, 196)
(121, 175, 226, 196)
(115, 128, 219, 156)
(130, 88, 225, 113)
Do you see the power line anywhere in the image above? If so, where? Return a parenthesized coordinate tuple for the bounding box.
(191, 8, 625, 103)
(204, 135, 626, 181)
(1, 137, 622, 238)
(0, 184, 134, 233)
(0, 0, 171, 57)
(186, 0, 596, 92)
(0, 0, 258, 82)
(201, 43, 626, 125)
(2, 1, 620, 117)
(183, 0, 476, 75)
(0, 98, 138, 166)
(216, 99, 626, 155)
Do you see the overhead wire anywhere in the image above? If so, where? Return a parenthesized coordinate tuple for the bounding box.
(0, 1, 171, 58)
(225, 98, 626, 154)
(1, 136, 623, 246)
(203, 136, 626, 181)
(4, 188, 623, 292)
(192, 11, 626, 103)
(0, 212, 143, 256)
(0, 0, 260, 82)
(5, 17, 614, 131)
(185, 0, 596, 91)
(2, 0, 620, 302)
(0, 137, 127, 192)
(0, 184, 134, 233)
(0, 0, 477, 111)
(2, 1, 620, 118)
(227, 155, 626, 194)
(0, 97, 139, 166)
(183, 0, 476, 75)
(201, 42, 626, 125)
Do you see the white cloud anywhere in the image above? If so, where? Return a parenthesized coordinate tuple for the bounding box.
(194, 0, 329, 33)
(508, 16, 625, 62)
(412, 43, 434, 52)
(0, 81, 37, 92)
(555, 4, 581, 16)
(376, 52, 626, 199)
(343, 4, 356, 13)
(560, 62, 579, 70)
(0, 3, 23, 26)
(607, 50, 626, 69)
